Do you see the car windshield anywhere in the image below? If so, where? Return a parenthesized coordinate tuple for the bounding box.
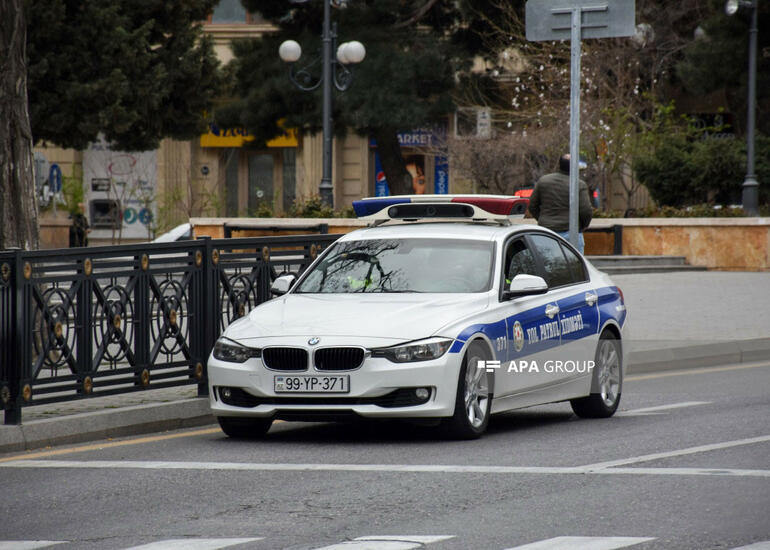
(294, 238, 495, 294)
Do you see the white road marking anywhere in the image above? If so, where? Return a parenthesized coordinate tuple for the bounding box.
(355, 537, 455, 543)
(311, 535, 453, 550)
(0, 543, 66, 550)
(587, 467, 770, 478)
(580, 434, 770, 470)
(616, 401, 710, 416)
(501, 536, 655, 550)
(2, 459, 769, 478)
(626, 361, 770, 382)
(122, 539, 262, 550)
(310, 543, 417, 550)
(0, 537, 766, 550)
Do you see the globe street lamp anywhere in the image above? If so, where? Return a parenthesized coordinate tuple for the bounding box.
(279, 1, 365, 208)
(726, 0, 759, 216)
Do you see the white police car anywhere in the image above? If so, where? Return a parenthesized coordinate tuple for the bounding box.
(208, 195, 628, 439)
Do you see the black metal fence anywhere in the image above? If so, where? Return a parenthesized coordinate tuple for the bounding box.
(0, 234, 341, 424)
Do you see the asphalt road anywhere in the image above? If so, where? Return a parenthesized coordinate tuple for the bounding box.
(1, 360, 768, 550)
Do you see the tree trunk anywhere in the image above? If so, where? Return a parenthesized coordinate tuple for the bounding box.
(373, 127, 413, 196)
(0, 0, 39, 250)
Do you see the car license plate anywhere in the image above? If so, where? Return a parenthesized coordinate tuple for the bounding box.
(274, 375, 350, 393)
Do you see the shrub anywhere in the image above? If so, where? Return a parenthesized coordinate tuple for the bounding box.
(634, 130, 769, 209)
(690, 138, 745, 204)
(594, 204, 746, 218)
(633, 133, 700, 207)
(61, 176, 85, 215)
(287, 196, 355, 219)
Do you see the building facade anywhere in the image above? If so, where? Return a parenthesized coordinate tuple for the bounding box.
(35, 0, 461, 245)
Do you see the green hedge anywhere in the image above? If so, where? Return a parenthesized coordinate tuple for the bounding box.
(250, 196, 356, 219)
(593, 203, 770, 218)
(633, 133, 770, 208)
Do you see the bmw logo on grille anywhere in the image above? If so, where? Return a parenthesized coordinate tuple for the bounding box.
(308, 337, 320, 346)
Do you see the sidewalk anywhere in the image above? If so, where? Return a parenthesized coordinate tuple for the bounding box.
(2, 271, 769, 453)
(614, 271, 770, 370)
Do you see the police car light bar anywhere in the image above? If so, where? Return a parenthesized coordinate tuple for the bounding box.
(352, 195, 529, 224)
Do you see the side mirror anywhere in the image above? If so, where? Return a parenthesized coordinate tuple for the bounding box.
(502, 274, 548, 301)
(270, 273, 297, 296)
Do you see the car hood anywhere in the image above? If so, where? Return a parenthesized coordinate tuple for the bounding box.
(224, 293, 490, 342)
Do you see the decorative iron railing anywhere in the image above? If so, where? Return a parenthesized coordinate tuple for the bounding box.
(0, 234, 341, 424)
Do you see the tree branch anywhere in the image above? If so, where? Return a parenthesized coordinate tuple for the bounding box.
(393, 0, 439, 29)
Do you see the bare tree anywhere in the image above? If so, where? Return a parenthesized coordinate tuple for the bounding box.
(0, 0, 39, 250)
(444, 126, 565, 195)
(157, 147, 224, 234)
(452, 0, 710, 209)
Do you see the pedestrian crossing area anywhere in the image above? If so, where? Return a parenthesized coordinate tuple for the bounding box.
(1, 535, 769, 550)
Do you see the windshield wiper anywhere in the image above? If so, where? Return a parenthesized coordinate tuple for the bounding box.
(370, 288, 422, 293)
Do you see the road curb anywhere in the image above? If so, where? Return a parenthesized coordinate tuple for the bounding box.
(0, 398, 214, 454)
(627, 337, 770, 374)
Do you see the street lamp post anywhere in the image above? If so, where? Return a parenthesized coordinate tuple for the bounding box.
(726, 0, 760, 216)
(279, 1, 365, 208)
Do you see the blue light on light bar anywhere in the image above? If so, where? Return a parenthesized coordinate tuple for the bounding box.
(352, 197, 411, 217)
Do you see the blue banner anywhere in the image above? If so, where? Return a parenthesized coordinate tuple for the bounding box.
(49, 164, 62, 193)
(434, 156, 449, 195)
(374, 152, 389, 196)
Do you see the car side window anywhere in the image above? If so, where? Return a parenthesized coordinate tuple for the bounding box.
(528, 234, 573, 287)
(560, 243, 587, 282)
(504, 239, 538, 283)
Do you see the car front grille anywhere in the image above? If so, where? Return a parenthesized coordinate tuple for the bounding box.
(314, 347, 365, 371)
(262, 347, 308, 371)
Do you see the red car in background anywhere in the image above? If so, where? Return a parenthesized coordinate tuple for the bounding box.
(515, 184, 600, 208)
(514, 186, 534, 200)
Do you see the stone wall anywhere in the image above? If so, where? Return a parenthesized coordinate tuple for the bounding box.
(585, 218, 770, 271)
(39, 214, 71, 249)
(192, 217, 770, 271)
(191, 218, 367, 240)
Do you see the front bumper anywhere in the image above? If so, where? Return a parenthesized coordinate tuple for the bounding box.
(207, 348, 462, 420)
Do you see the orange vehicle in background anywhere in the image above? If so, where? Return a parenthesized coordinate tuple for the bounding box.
(514, 186, 534, 199)
(515, 183, 599, 207)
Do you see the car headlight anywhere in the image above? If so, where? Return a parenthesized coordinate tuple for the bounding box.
(212, 338, 261, 363)
(372, 338, 453, 363)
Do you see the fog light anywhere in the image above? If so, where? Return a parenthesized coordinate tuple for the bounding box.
(220, 387, 232, 399)
(415, 387, 430, 401)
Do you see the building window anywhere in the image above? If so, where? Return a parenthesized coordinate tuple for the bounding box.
(248, 153, 273, 215)
(209, 0, 263, 24)
(282, 148, 296, 213)
(224, 149, 240, 217)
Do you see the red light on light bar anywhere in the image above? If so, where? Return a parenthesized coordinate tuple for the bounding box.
(450, 197, 527, 215)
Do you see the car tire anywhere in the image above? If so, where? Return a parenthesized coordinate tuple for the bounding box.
(441, 340, 493, 439)
(217, 416, 273, 438)
(570, 331, 622, 418)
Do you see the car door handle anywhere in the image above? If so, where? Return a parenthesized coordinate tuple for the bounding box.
(545, 304, 560, 319)
(585, 293, 598, 306)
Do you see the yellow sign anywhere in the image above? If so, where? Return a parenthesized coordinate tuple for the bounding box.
(200, 122, 297, 148)
(266, 128, 298, 148)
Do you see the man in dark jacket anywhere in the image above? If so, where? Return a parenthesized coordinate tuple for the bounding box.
(69, 202, 90, 248)
(527, 153, 593, 253)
